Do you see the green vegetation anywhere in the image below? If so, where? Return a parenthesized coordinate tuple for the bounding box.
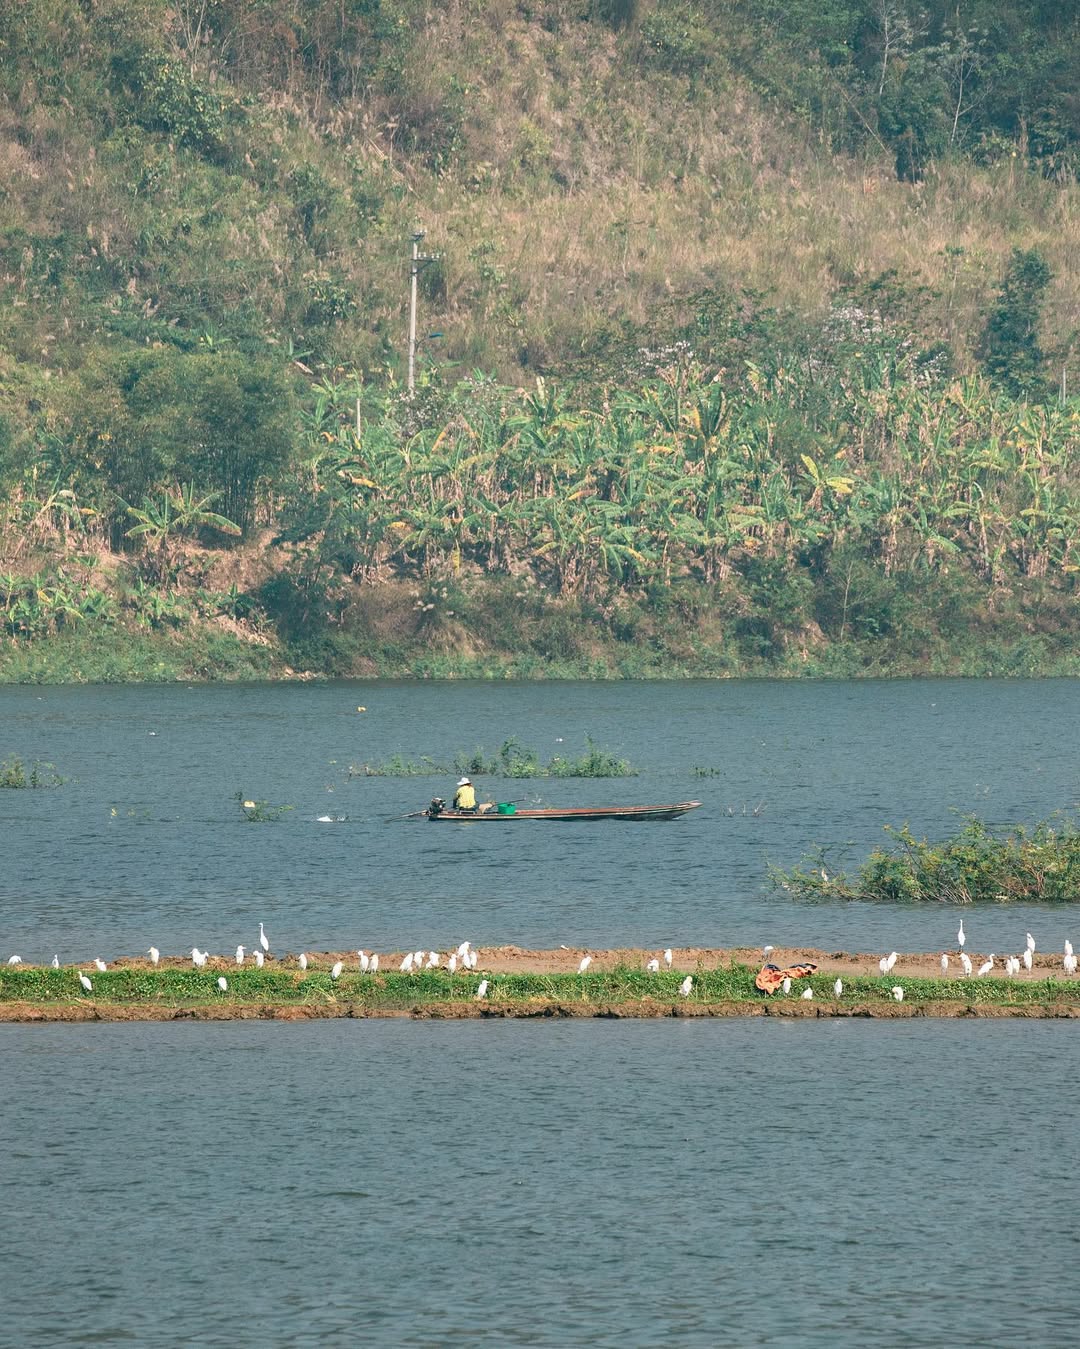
(1, 963, 1077, 1016)
(0, 756, 64, 788)
(359, 736, 636, 777)
(237, 793, 295, 822)
(2, 2, 1080, 680)
(772, 814, 1080, 903)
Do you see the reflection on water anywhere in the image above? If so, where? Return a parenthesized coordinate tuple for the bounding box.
(2, 1018, 1077, 1346)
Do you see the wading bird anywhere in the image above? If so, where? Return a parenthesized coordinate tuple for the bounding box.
(646, 958, 660, 973)
(892, 986, 904, 1002)
(298, 953, 308, 971)
(663, 949, 673, 967)
(330, 961, 343, 981)
(148, 947, 160, 966)
(425, 952, 439, 969)
(401, 952, 414, 973)
(358, 951, 369, 973)
(369, 953, 379, 973)
(6, 955, 21, 965)
(878, 956, 890, 975)
(217, 976, 228, 992)
(255, 950, 264, 969)
(191, 948, 208, 968)
(1022, 949, 1032, 971)
(1026, 932, 1036, 954)
(680, 976, 693, 997)
(782, 978, 792, 995)
(801, 987, 813, 1000)
(958, 920, 966, 950)
(976, 955, 995, 977)
(578, 955, 592, 973)
(475, 980, 489, 999)
(235, 945, 245, 966)
(940, 953, 949, 974)
(447, 953, 458, 974)
(960, 952, 973, 976)
(51, 955, 60, 969)
(1066, 940, 1074, 958)
(78, 972, 92, 993)
(94, 958, 107, 972)
(1065, 953, 1078, 976)
(259, 922, 269, 954)
(834, 979, 843, 998)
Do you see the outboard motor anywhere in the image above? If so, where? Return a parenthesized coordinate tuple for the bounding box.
(428, 797, 445, 817)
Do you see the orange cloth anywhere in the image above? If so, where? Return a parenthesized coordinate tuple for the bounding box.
(754, 961, 819, 994)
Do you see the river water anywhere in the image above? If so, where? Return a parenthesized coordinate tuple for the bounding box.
(2, 1018, 1078, 1346)
(3, 679, 1080, 1345)
(2, 678, 1080, 959)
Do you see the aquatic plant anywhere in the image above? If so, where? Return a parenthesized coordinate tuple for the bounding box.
(0, 756, 64, 788)
(771, 814, 1080, 903)
(236, 792, 295, 822)
(362, 736, 636, 778)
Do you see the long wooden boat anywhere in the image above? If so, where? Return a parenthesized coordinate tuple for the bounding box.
(424, 800, 702, 822)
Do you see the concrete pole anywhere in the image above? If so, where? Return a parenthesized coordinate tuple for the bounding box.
(408, 237, 420, 393)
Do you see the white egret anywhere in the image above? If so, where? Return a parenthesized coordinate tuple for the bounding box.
(298, 953, 308, 971)
(886, 952, 898, 972)
(892, 986, 904, 1002)
(762, 945, 774, 959)
(358, 951, 370, 973)
(330, 961, 343, 981)
(1065, 953, 1078, 975)
(1022, 949, 1032, 971)
(235, 945, 245, 966)
(663, 948, 673, 967)
(782, 977, 792, 995)
(940, 953, 949, 973)
(413, 949, 424, 968)
(1026, 932, 1036, 954)
(6, 955, 21, 965)
(254, 950, 264, 968)
(834, 979, 843, 997)
(401, 952, 414, 973)
(447, 953, 458, 974)
(646, 958, 660, 973)
(680, 976, 693, 997)
(258, 922, 269, 953)
(217, 976, 228, 992)
(475, 979, 489, 999)
(369, 953, 379, 973)
(1066, 940, 1075, 958)
(425, 952, 439, 969)
(960, 952, 973, 976)
(878, 956, 889, 975)
(191, 947, 208, 968)
(464, 949, 477, 969)
(51, 955, 60, 969)
(578, 955, 592, 973)
(456, 941, 471, 959)
(94, 958, 107, 972)
(78, 972, 93, 993)
(976, 955, 994, 977)
(957, 919, 966, 949)
(148, 947, 160, 966)
(800, 986, 813, 1000)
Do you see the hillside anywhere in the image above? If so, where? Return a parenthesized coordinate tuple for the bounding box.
(1, 0, 1080, 681)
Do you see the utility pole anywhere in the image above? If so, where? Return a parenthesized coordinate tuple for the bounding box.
(407, 230, 439, 393)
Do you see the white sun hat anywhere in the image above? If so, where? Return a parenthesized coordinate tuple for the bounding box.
(457, 776, 471, 787)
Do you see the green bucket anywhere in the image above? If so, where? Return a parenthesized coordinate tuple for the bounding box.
(496, 802, 516, 815)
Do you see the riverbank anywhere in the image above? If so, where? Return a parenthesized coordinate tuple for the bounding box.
(3, 946, 1078, 1022)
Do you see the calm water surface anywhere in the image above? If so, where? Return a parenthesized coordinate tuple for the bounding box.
(2, 679, 1080, 959)
(2, 1018, 1077, 1347)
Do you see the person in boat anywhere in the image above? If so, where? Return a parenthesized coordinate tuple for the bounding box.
(453, 776, 477, 812)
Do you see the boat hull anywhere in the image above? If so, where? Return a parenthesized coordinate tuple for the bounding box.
(426, 802, 702, 822)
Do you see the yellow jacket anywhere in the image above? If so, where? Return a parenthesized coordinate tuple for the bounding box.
(453, 783, 477, 810)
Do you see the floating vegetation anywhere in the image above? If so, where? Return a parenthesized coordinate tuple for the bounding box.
(0, 756, 65, 788)
(236, 792, 294, 822)
(771, 815, 1080, 904)
(358, 736, 637, 779)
